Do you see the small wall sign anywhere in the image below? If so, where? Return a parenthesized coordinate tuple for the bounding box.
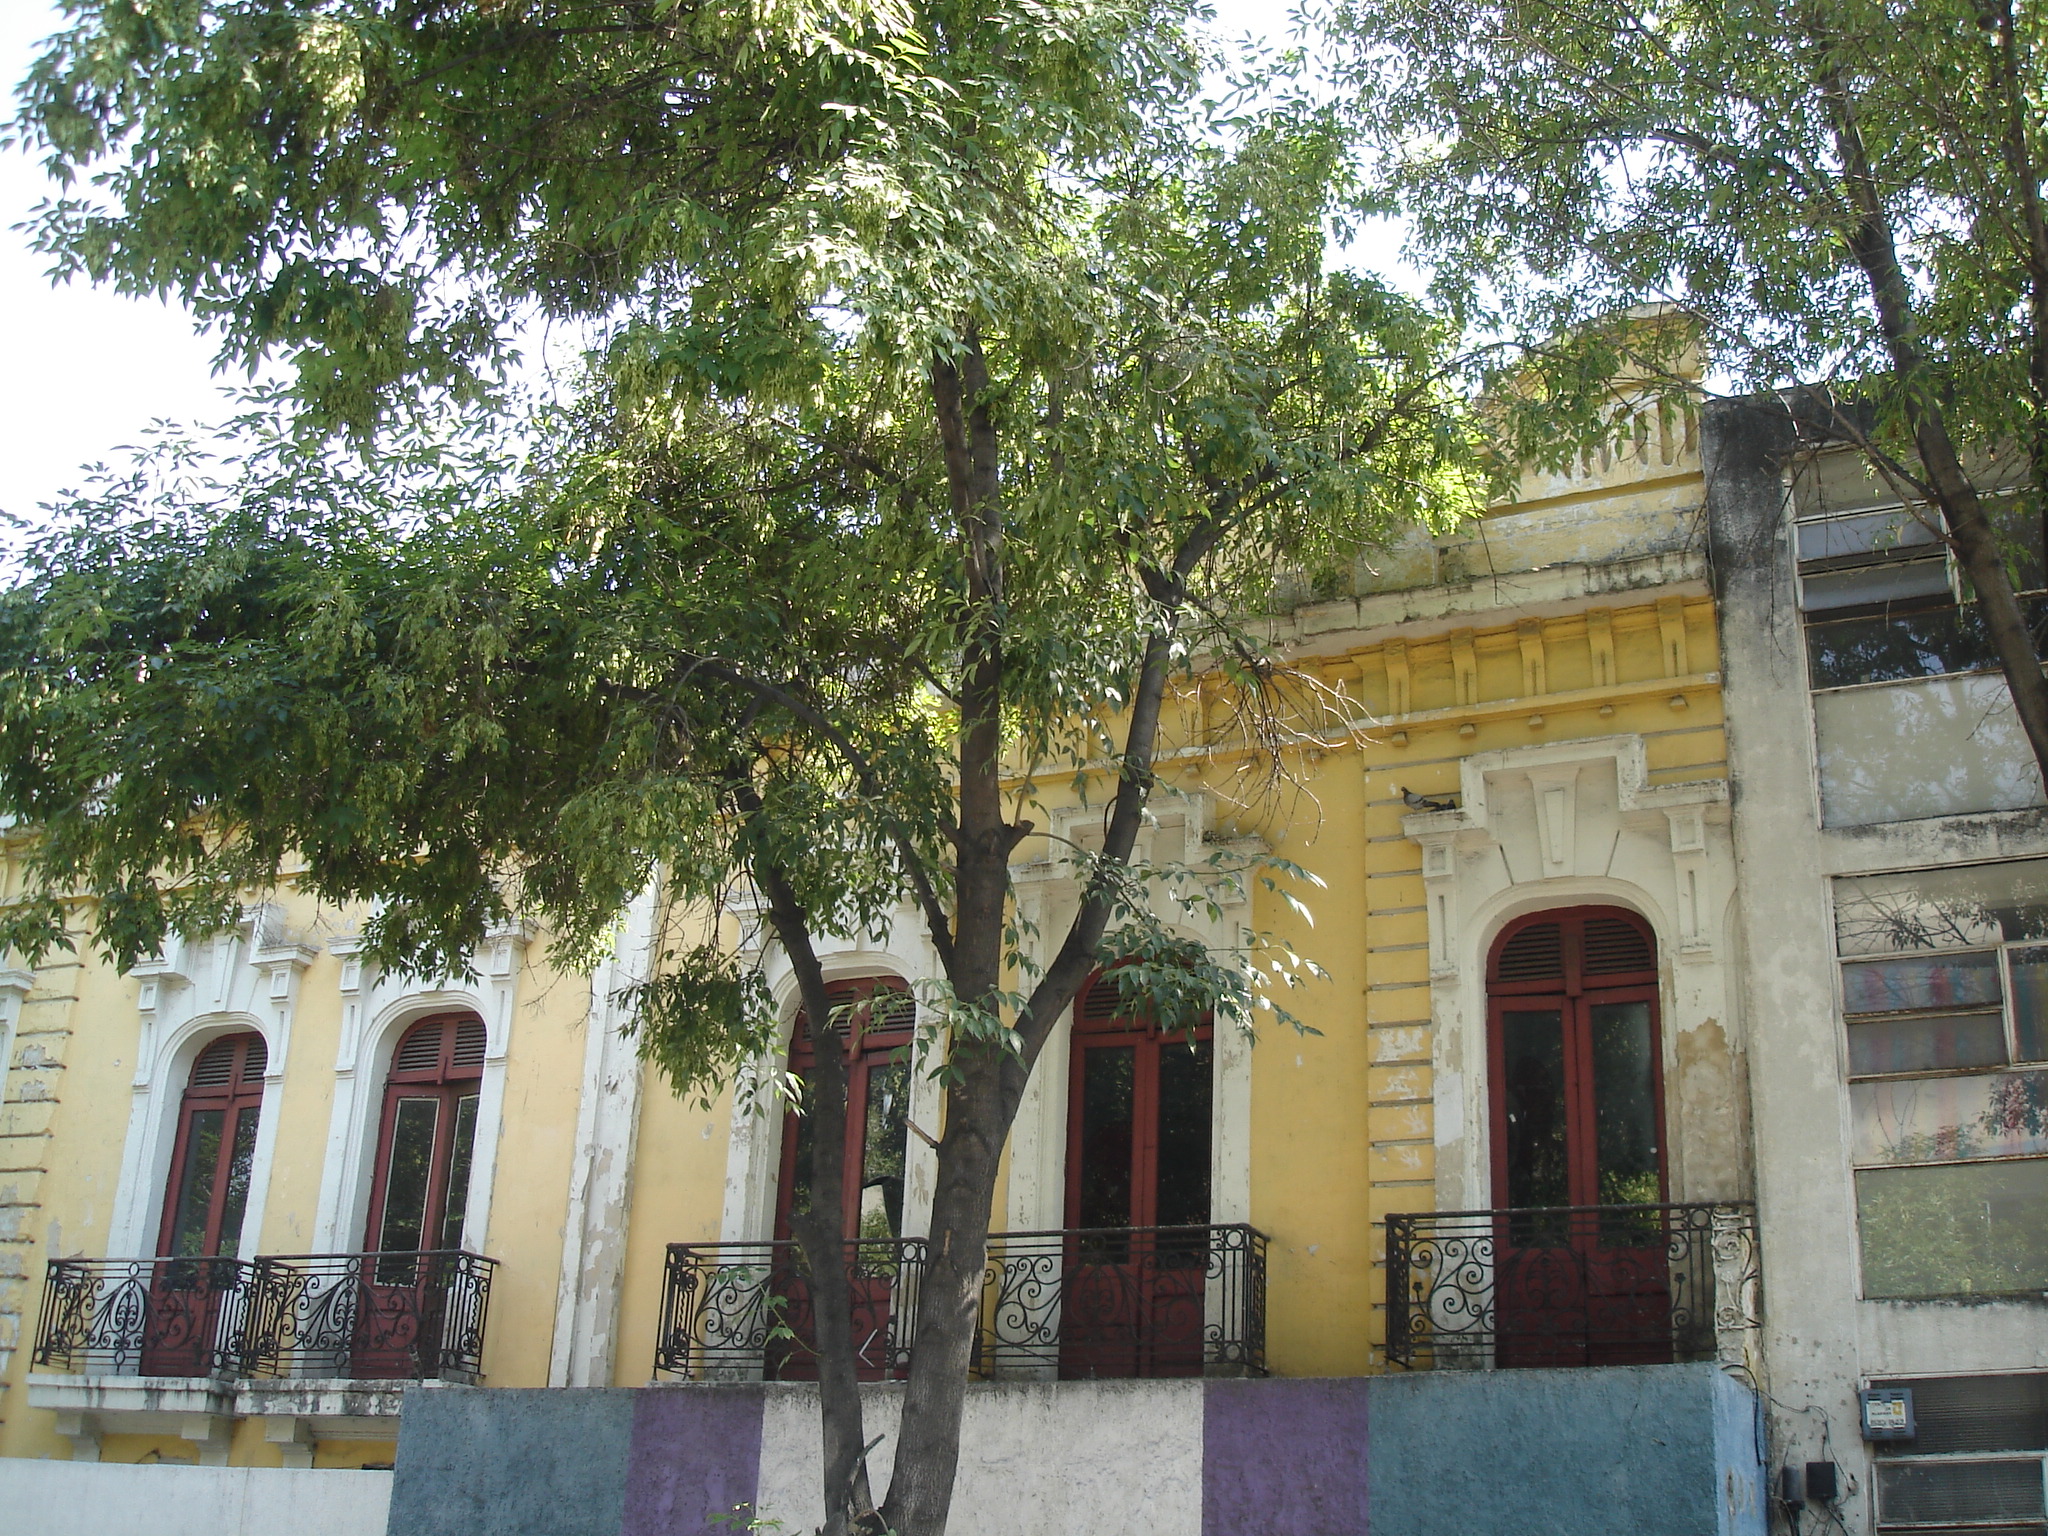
(1860, 1387, 1916, 1441)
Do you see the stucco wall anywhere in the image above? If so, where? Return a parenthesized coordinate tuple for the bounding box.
(2, 1459, 390, 1536)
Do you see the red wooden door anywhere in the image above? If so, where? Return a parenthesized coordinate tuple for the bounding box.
(148, 1033, 267, 1374)
(1061, 974, 1212, 1378)
(358, 1014, 484, 1377)
(773, 979, 914, 1380)
(1487, 909, 1670, 1366)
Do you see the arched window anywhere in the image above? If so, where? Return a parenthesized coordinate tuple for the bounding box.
(1486, 906, 1665, 1211)
(158, 1032, 268, 1258)
(365, 1014, 486, 1257)
(776, 978, 915, 1243)
(1064, 972, 1213, 1235)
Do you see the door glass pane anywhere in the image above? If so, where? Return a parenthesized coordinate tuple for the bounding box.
(166, 1109, 225, 1257)
(214, 1105, 262, 1259)
(1500, 1010, 1569, 1210)
(1077, 1046, 1136, 1230)
(1848, 1012, 2009, 1076)
(1154, 1039, 1212, 1231)
(860, 1057, 909, 1241)
(377, 1097, 440, 1254)
(2008, 947, 2048, 1062)
(438, 1094, 479, 1251)
(1857, 1157, 2048, 1298)
(1842, 952, 2002, 1014)
(1589, 1002, 1660, 1208)
(785, 1076, 816, 1229)
(1851, 1071, 2048, 1165)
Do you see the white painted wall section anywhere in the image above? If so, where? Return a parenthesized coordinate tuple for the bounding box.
(2, 1460, 391, 1536)
(751, 1379, 1205, 1536)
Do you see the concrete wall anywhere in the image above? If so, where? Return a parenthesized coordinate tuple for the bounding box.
(2, 1458, 390, 1536)
(386, 1366, 1762, 1536)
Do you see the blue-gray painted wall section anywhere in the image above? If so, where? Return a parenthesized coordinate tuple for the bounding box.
(1712, 1366, 1771, 1536)
(385, 1386, 637, 1536)
(1367, 1362, 1765, 1536)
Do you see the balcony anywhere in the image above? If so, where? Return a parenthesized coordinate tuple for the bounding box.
(31, 1249, 497, 1462)
(32, 1250, 496, 1383)
(32, 1257, 255, 1378)
(655, 1224, 1268, 1382)
(241, 1250, 497, 1383)
(1384, 1202, 1760, 1369)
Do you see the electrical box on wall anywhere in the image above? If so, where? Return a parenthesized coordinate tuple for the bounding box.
(1861, 1386, 1917, 1442)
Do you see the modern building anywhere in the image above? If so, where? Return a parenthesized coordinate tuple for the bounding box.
(1705, 397, 2048, 1536)
(6, 387, 2034, 1535)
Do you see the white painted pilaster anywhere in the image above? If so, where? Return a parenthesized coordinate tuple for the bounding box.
(548, 884, 660, 1388)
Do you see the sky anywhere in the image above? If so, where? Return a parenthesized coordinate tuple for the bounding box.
(0, 0, 1321, 523)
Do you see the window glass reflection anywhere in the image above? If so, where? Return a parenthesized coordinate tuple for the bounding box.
(167, 1110, 225, 1259)
(216, 1108, 259, 1260)
(1590, 1002, 1659, 1206)
(1077, 1046, 1136, 1230)
(439, 1094, 479, 1251)
(1501, 1009, 1568, 1209)
(2007, 947, 2048, 1063)
(1857, 1158, 2048, 1298)
(861, 1059, 909, 1241)
(377, 1097, 440, 1254)
(1851, 1071, 2048, 1165)
(1848, 1012, 2008, 1076)
(1155, 1039, 1213, 1229)
(1835, 858, 2048, 955)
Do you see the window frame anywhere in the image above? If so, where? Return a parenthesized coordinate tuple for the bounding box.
(1868, 1372, 2048, 1536)
(155, 1031, 268, 1259)
(362, 1012, 487, 1257)
(773, 977, 916, 1244)
(1483, 906, 1668, 1213)
(1061, 969, 1215, 1234)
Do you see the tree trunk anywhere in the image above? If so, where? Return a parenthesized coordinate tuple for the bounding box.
(745, 839, 874, 1536)
(879, 332, 1014, 1536)
(879, 325, 1199, 1528)
(1988, 0, 2048, 575)
(1822, 62, 2048, 785)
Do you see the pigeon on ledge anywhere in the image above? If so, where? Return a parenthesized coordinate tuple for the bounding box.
(1401, 787, 1456, 812)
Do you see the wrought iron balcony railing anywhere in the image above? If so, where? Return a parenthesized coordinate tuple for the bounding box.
(982, 1225, 1267, 1378)
(33, 1257, 256, 1378)
(655, 1237, 925, 1382)
(1384, 1202, 1760, 1370)
(33, 1250, 497, 1382)
(654, 1224, 1267, 1382)
(243, 1251, 498, 1382)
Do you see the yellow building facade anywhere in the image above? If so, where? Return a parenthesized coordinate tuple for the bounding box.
(0, 417, 1753, 1470)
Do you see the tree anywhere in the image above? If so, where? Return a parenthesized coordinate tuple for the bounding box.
(1328, 0, 2048, 782)
(3, 6, 1476, 1533)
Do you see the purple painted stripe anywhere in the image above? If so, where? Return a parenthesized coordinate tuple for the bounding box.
(621, 1384, 766, 1536)
(1203, 1378, 1370, 1536)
